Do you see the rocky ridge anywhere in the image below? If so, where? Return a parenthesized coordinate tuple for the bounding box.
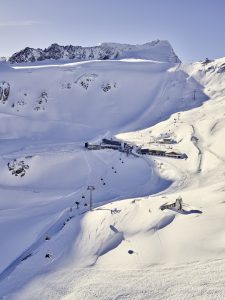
(9, 40, 180, 64)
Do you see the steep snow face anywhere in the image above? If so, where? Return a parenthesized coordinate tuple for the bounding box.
(9, 40, 180, 64)
(0, 60, 206, 141)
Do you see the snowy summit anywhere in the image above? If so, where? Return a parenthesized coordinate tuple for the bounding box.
(8, 40, 180, 64)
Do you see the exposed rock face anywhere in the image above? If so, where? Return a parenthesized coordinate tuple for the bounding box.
(75, 74, 99, 90)
(9, 43, 119, 64)
(7, 157, 31, 177)
(9, 40, 180, 64)
(101, 82, 117, 92)
(0, 81, 10, 103)
(34, 91, 48, 111)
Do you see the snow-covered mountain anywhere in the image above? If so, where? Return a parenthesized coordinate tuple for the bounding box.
(0, 42, 225, 299)
(9, 40, 180, 64)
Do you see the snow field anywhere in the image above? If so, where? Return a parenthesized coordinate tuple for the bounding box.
(0, 55, 225, 299)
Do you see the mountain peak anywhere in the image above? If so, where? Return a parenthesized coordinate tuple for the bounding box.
(9, 40, 180, 64)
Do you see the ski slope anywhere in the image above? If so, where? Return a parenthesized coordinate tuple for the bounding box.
(0, 52, 225, 299)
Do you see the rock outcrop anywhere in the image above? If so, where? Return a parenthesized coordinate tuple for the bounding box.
(0, 81, 10, 103)
(9, 40, 180, 64)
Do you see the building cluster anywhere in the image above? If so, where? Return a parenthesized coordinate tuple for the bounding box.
(155, 137, 177, 144)
(160, 197, 183, 211)
(139, 148, 187, 159)
(85, 138, 133, 154)
(85, 138, 187, 160)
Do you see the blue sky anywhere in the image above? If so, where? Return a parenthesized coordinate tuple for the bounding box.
(1, 0, 225, 62)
